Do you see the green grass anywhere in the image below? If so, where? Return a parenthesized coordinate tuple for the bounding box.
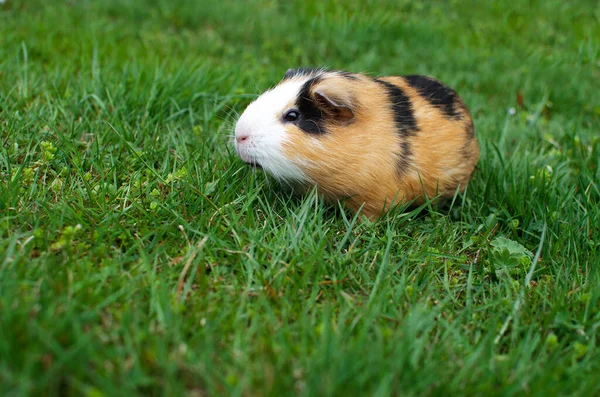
(1, 0, 599, 395)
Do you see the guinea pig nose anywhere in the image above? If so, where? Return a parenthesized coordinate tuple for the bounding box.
(236, 134, 249, 143)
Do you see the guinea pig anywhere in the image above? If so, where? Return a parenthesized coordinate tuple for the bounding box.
(234, 68, 479, 218)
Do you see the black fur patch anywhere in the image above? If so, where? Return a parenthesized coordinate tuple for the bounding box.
(398, 140, 412, 173)
(373, 78, 419, 176)
(295, 76, 327, 134)
(373, 79, 419, 136)
(404, 75, 460, 119)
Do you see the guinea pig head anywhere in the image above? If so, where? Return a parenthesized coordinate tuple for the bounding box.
(234, 70, 357, 186)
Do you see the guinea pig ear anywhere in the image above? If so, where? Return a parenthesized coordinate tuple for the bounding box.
(313, 90, 355, 124)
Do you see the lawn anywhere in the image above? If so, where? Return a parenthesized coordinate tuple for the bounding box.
(1, 0, 599, 395)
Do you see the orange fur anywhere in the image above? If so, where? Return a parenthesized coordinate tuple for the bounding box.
(282, 72, 479, 218)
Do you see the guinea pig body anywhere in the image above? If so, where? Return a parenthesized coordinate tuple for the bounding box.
(234, 68, 479, 218)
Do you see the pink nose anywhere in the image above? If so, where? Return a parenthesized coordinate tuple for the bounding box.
(236, 135, 249, 144)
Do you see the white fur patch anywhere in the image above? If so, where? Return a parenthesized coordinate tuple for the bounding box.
(234, 79, 311, 183)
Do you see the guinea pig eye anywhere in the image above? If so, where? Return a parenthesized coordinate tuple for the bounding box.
(283, 110, 299, 122)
